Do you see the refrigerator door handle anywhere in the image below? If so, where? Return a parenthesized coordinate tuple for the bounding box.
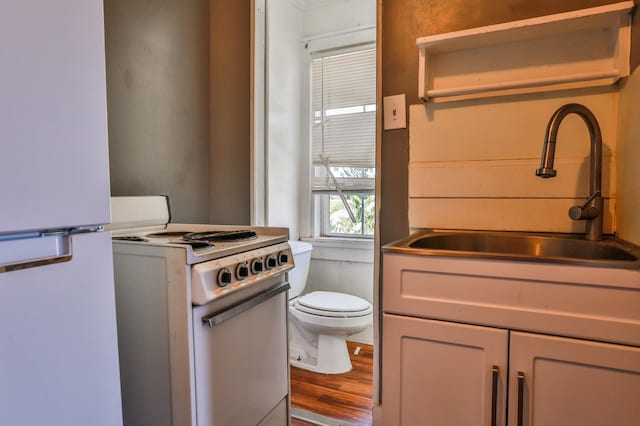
(0, 253, 72, 273)
(0, 234, 73, 273)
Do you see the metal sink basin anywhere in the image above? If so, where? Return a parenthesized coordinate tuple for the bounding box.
(385, 230, 640, 268)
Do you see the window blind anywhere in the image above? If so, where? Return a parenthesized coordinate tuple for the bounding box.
(311, 48, 376, 193)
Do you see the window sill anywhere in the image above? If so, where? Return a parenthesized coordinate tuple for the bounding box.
(299, 237, 374, 263)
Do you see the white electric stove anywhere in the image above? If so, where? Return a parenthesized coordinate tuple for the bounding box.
(108, 195, 293, 426)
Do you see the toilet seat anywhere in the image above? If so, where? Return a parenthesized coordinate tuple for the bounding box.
(293, 291, 372, 318)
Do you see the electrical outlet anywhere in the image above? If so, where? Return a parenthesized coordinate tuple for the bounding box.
(383, 94, 406, 130)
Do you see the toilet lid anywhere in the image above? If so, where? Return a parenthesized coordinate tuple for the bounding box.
(295, 291, 372, 317)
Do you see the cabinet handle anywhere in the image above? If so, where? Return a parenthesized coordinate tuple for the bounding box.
(517, 372, 526, 426)
(491, 365, 499, 426)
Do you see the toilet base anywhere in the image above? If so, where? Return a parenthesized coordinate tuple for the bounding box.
(289, 334, 352, 374)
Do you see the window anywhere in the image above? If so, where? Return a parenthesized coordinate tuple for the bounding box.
(311, 47, 376, 238)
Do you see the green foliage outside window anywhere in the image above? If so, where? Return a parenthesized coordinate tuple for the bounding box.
(324, 166, 375, 236)
(329, 194, 375, 236)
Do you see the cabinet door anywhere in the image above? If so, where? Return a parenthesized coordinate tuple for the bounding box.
(508, 331, 640, 426)
(382, 314, 508, 426)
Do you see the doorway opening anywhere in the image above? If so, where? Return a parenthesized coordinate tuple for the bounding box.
(253, 0, 377, 424)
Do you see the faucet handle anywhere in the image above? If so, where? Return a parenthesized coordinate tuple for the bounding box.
(568, 191, 601, 220)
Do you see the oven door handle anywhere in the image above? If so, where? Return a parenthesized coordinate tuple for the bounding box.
(202, 281, 290, 327)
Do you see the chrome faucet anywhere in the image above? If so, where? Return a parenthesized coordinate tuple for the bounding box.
(536, 103, 603, 241)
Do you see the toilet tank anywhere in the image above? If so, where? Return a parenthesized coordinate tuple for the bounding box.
(287, 241, 313, 299)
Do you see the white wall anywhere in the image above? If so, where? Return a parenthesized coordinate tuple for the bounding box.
(301, 0, 376, 345)
(265, 0, 377, 240)
(266, 0, 303, 239)
(301, 0, 376, 37)
(408, 89, 620, 234)
(307, 260, 373, 300)
(265, 0, 376, 344)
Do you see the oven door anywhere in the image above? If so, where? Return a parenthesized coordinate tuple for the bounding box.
(192, 281, 290, 425)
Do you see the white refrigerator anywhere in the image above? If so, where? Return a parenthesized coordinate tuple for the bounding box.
(0, 1, 123, 425)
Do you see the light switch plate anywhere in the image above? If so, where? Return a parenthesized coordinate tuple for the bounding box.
(383, 94, 406, 130)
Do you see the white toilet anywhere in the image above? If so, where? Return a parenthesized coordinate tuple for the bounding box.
(287, 240, 373, 374)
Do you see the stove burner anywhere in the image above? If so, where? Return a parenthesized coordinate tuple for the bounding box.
(177, 240, 214, 250)
(113, 236, 148, 242)
(185, 230, 258, 242)
(146, 231, 191, 238)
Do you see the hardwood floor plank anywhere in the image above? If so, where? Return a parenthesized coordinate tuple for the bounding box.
(290, 341, 373, 425)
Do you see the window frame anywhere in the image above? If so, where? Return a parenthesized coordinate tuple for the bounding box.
(297, 27, 376, 243)
(319, 192, 375, 238)
(308, 44, 377, 240)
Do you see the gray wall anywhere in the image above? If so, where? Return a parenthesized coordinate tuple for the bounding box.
(105, 0, 211, 223)
(209, 0, 252, 225)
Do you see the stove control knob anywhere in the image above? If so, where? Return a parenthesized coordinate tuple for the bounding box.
(265, 255, 278, 270)
(250, 258, 263, 275)
(217, 268, 232, 287)
(278, 252, 289, 266)
(236, 264, 249, 280)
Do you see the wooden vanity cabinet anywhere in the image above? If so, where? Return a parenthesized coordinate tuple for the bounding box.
(382, 314, 640, 426)
(381, 252, 640, 426)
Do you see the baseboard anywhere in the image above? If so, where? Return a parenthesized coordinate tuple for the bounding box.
(291, 408, 360, 426)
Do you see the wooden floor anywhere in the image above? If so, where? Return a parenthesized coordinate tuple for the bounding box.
(290, 341, 373, 426)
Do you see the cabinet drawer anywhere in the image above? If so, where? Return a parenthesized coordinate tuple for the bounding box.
(383, 252, 640, 346)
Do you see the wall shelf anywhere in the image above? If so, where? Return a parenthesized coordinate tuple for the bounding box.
(416, 2, 634, 103)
